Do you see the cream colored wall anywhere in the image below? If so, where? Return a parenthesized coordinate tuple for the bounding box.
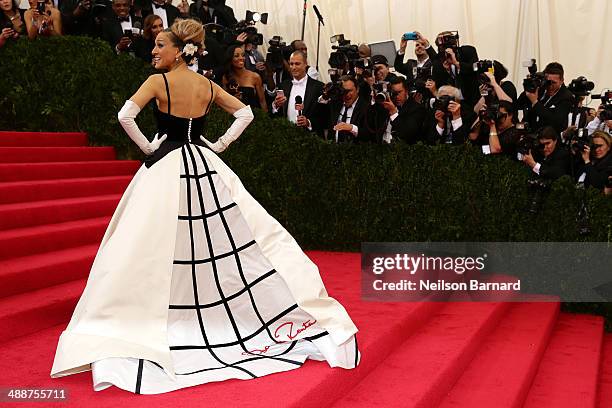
(227, 0, 612, 108)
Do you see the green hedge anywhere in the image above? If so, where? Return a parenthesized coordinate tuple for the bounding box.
(2, 36, 612, 327)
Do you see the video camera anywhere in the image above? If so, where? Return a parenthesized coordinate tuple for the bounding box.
(522, 59, 550, 93)
(592, 89, 612, 121)
(433, 94, 455, 113)
(329, 34, 359, 70)
(265, 36, 291, 71)
(515, 122, 541, 155)
(568, 76, 595, 97)
(437, 31, 459, 56)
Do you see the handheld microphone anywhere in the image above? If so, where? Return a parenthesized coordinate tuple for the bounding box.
(295, 95, 303, 116)
(313, 5, 324, 26)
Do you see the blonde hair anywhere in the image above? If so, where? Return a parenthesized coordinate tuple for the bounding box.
(163, 19, 205, 65)
(592, 131, 611, 148)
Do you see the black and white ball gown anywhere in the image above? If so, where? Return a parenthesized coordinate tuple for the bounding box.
(50, 74, 360, 394)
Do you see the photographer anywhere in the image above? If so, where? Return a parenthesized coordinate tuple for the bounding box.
(380, 76, 426, 144)
(522, 126, 570, 180)
(418, 31, 480, 106)
(479, 100, 521, 157)
(394, 32, 432, 81)
(473, 61, 516, 113)
(586, 102, 612, 136)
(520, 62, 573, 134)
(24, 0, 62, 39)
(425, 85, 475, 145)
(189, 0, 236, 28)
(0, 0, 25, 47)
(57, 0, 99, 37)
(101, 0, 142, 54)
(271, 51, 324, 132)
(575, 131, 612, 191)
(372, 55, 397, 83)
(319, 75, 376, 143)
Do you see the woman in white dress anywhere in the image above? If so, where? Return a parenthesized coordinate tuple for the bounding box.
(50, 19, 360, 394)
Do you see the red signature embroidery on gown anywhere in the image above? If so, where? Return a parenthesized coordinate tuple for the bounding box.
(241, 345, 271, 356)
(274, 319, 317, 341)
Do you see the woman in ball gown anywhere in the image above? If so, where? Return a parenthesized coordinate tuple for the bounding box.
(50, 18, 360, 394)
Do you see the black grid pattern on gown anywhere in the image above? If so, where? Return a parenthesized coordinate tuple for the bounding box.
(164, 144, 331, 378)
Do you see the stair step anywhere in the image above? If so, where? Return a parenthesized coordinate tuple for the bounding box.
(0, 216, 109, 260)
(597, 335, 612, 408)
(0, 131, 88, 147)
(0, 279, 86, 343)
(0, 160, 141, 182)
(0, 244, 99, 298)
(437, 302, 559, 408)
(523, 313, 603, 408)
(0, 175, 133, 204)
(332, 302, 510, 408)
(0, 147, 116, 163)
(0, 194, 121, 230)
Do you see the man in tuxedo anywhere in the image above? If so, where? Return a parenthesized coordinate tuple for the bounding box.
(425, 85, 476, 145)
(394, 35, 432, 83)
(519, 62, 574, 134)
(319, 75, 376, 143)
(140, 0, 183, 29)
(416, 31, 480, 107)
(371, 55, 397, 83)
(271, 51, 324, 132)
(380, 77, 426, 144)
(101, 0, 143, 54)
(522, 126, 570, 180)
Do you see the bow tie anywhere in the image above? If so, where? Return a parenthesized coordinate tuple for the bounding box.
(292, 78, 305, 85)
(118, 16, 129, 22)
(153, 3, 167, 9)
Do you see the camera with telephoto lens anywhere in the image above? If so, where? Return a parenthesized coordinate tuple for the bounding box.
(329, 34, 359, 70)
(437, 31, 459, 56)
(223, 20, 263, 45)
(564, 127, 591, 154)
(354, 58, 373, 79)
(522, 59, 551, 93)
(373, 81, 393, 104)
(473, 60, 494, 75)
(592, 89, 612, 121)
(515, 122, 541, 155)
(568, 76, 595, 97)
(322, 80, 348, 103)
(433, 94, 455, 113)
(479, 101, 500, 123)
(265, 36, 291, 71)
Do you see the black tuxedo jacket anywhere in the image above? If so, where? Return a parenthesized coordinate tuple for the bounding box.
(189, 0, 236, 28)
(535, 146, 571, 180)
(426, 44, 480, 106)
(274, 76, 324, 129)
(101, 14, 143, 50)
(141, 2, 181, 27)
(324, 97, 375, 143)
(519, 85, 574, 134)
(393, 53, 433, 82)
(390, 99, 427, 144)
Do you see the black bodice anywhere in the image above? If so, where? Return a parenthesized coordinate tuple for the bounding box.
(144, 73, 214, 168)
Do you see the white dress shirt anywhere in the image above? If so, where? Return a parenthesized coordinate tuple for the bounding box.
(152, 3, 169, 28)
(287, 75, 308, 124)
(119, 15, 132, 32)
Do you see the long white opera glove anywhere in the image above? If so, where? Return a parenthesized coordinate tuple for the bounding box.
(200, 105, 254, 153)
(118, 100, 167, 155)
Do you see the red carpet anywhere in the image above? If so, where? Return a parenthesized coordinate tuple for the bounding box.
(0, 130, 610, 407)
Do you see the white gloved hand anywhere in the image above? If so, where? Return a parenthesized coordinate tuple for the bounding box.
(200, 105, 254, 153)
(118, 100, 167, 155)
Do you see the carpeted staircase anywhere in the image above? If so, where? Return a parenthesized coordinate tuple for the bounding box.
(0, 131, 610, 408)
